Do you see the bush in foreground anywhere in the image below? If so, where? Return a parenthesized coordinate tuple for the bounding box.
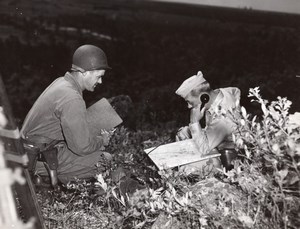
(37, 88, 300, 228)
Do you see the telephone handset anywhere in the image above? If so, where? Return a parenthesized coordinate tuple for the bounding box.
(200, 94, 210, 110)
(199, 94, 209, 128)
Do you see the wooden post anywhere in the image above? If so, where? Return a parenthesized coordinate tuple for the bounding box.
(0, 73, 46, 229)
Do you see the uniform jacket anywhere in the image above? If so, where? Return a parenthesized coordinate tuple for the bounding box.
(21, 72, 104, 156)
(178, 87, 241, 155)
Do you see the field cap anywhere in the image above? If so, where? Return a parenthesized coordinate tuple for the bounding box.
(175, 71, 207, 98)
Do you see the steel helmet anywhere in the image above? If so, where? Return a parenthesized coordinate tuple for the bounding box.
(71, 44, 111, 72)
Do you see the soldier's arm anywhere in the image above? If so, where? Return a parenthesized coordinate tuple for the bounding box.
(60, 99, 105, 155)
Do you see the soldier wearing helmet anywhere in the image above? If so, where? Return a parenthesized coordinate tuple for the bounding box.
(21, 44, 114, 185)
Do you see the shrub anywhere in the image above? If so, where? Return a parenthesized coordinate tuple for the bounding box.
(225, 87, 300, 228)
(37, 88, 300, 229)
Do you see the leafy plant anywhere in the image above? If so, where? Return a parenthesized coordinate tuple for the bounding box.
(37, 88, 300, 229)
(224, 87, 300, 229)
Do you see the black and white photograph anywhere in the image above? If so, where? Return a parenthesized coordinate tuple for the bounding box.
(0, 0, 300, 228)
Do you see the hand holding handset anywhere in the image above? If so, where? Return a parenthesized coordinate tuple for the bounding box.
(190, 94, 210, 123)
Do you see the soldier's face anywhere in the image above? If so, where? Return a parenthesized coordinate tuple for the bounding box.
(83, 69, 106, 91)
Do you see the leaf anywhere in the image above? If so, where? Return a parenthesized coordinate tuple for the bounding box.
(286, 171, 300, 185)
(240, 119, 246, 126)
(171, 187, 176, 197)
(151, 187, 163, 199)
(244, 145, 251, 159)
(238, 215, 254, 227)
(175, 196, 184, 206)
(199, 217, 208, 226)
(252, 115, 257, 124)
(232, 133, 236, 143)
(288, 112, 300, 126)
(120, 195, 126, 206)
(224, 207, 230, 216)
(95, 174, 107, 191)
(149, 202, 155, 212)
(236, 138, 243, 147)
(112, 188, 118, 199)
(134, 221, 146, 228)
(58, 202, 66, 210)
(241, 106, 247, 119)
(261, 103, 269, 116)
(277, 169, 288, 180)
(263, 155, 276, 163)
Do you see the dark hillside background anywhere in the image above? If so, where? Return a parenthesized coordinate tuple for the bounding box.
(0, 0, 300, 129)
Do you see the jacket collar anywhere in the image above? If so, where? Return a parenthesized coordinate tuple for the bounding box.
(64, 72, 83, 96)
(207, 89, 223, 114)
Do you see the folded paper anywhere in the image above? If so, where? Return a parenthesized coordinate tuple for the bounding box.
(144, 139, 220, 170)
(87, 98, 123, 136)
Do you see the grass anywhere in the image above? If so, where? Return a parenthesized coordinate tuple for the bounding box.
(36, 88, 300, 228)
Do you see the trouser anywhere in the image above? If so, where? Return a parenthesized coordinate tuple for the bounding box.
(35, 142, 110, 184)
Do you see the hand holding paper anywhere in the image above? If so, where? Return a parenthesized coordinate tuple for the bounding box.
(87, 98, 123, 136)
(97, 130, 111, 146)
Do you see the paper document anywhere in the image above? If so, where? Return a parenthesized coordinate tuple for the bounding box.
(87, 98, 123, 136)
(144, 139, 220, 170)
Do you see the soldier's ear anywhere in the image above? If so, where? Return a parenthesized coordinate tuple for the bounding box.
(81, 71, 88, 77)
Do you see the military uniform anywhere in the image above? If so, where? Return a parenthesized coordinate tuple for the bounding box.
(21, 72, 108, 183)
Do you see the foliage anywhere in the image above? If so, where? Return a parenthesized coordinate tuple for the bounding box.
(224, 87, 300, 228)
(37, 88, 300, 228)
(1, 2, 299, 227)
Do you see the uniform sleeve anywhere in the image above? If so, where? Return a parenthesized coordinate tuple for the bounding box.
(60, 99, 104, 155)
(189, 122, 209, 155)
(189, 116, 236, 155)
(175, 126, 192, 141)
(205, 116, 236, 149)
